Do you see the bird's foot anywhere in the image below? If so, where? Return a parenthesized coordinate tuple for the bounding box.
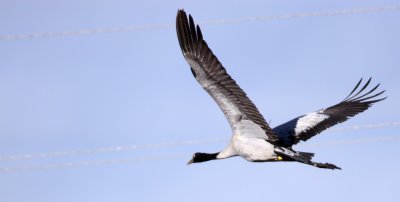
(312, 162, 341, 170)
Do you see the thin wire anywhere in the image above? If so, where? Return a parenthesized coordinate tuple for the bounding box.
(1, 135, 399, 173)
(0, 154, 187, 173)
(1, 5, 399, 41)
(202, 4, 400, 24)
(302, 136, 400, 147)
(0, 137, 227, 161)
(327, 121, 400, 132)
(0, 121, 399, 161)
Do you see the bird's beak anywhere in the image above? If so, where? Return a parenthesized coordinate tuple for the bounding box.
(187, 158, 194, 165)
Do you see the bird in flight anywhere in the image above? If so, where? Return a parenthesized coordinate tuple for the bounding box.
(176, 10, 386, 169)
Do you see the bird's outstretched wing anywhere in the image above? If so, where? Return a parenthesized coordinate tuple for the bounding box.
(273, 78, 386, 147)
(176, 10, 278, 141)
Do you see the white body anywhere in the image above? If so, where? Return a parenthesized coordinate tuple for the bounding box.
(217, 119, 276, 161)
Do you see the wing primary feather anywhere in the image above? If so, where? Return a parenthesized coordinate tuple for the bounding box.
(343, 78, 363, 101)
(345, 77, 372, 101)
(349, 83, 380, 101)
(186, 15, 195, 47)
(177, 11, 190, 53)
(176, 11, 185, 52)
(356, 90, 386, 102)
(196, 25, 203, 40)
(181, 12, 192, 51)
(188, 15, 197, 42)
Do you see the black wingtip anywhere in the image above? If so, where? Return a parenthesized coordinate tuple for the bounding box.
(344, 78, 363, 101)
(196, 25, 203, 40)
(176, 9, 204, 56)
(177, 9, 185, 20)
(349, 77, 372, 100)
(343, 77, 386, 104)
(177, 9, 185, 14)
(176, 9, 194, 53)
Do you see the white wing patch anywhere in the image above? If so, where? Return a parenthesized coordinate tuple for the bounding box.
(294, 111, 329, 135)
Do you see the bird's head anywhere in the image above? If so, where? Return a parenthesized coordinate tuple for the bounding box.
(187, 152, 219, 164)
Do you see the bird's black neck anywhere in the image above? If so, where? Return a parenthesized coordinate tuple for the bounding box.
(194, 152, 219, 163)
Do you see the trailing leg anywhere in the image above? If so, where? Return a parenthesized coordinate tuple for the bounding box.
(274, 147, 341, 170)
(310, 161, 341, 170)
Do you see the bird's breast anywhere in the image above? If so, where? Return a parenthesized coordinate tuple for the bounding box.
(232, 134, 276, 162)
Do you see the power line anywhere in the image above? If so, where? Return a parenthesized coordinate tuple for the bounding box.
(0, 137, 227, 161)
(1, 135, 399, 172)
(327, 121, 400, 132)
(301, 136, 400, 147)
(1, 5, 399, 41)
(0, 154, 187, 173)
(0, 121, 399, 161)
(202, 4, 400, 24)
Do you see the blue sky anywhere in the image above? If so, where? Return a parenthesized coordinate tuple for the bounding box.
(0, 1, 399, 201)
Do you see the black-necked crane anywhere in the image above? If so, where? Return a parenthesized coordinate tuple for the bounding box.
(176, 10, 386, 169)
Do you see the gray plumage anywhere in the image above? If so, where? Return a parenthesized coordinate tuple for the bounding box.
(176, 10, 278, 142)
